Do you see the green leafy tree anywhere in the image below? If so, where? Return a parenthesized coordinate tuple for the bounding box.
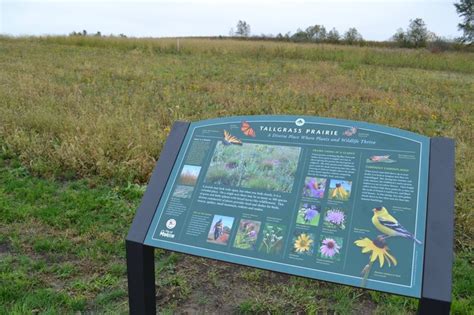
(392, 28, 410, 47)
(305, 25, 327, 42)
(327, 28, 340, 43)
(454, 0, 474, 44)
(235, 20, 251, 37)
(407, 18, 429, 47)
(343, 27, 363, 44)
(291, 28, 309, 42)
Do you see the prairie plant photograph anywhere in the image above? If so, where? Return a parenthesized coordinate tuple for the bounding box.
(205, 142, 300, 192)
(258, 223, 286, 255)
(318, 236, 343, 261)
(292, 231, 315, 255)
(233, 219, 261, 250)
(295, 203, 321, 226)
(302, 177, 327, 199)
(328, 180, 352, 201)
(178, 164, 202, 186)
(172, 185, 194, 199)
(323, 208, 346, 230)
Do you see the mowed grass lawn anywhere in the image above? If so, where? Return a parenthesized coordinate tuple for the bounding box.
(0, 36, 473, 314)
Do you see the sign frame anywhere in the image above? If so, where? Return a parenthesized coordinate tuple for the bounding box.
(125, 118, 454, 315)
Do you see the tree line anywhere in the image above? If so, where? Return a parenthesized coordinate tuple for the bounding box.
(68, 0, 472, 50)
(229, 1, 473, 49)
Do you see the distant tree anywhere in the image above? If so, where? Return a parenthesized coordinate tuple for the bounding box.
(454, 0, 474, 44)
(343, 27, 363, 44)
(407, 18, 429, 47)
(95, 31, 102, 37)
(427, 36, 453, 52)
(392, 28, 410, 47)
(229, 28, 235, 36)
(119, 33, 127, 38)
(235, 20, 251, 37)
(82, 30, 87, 36)
(291, 28, 309, 41)
(327, 28, 340, 43)
(305, 25, 327, 42)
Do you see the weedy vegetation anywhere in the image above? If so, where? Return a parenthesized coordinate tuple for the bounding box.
(0, 36, 473, 314)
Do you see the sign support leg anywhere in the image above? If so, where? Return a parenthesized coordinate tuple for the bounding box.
(417, 137, 455, 315)
(418, 298, 451, 315)
(126, 240, 156, 315)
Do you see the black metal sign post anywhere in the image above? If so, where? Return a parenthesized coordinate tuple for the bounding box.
(126, 121, 190, 315)
(125, 120, 454, 315)
(418, 138, 455, 314)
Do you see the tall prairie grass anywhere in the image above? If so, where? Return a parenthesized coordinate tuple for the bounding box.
(26, 36, 474, 73)
(0, 37, 472, 250)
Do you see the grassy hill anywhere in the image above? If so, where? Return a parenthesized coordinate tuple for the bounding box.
(0, 36, 472, 314)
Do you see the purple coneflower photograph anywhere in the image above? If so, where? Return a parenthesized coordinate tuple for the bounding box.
(319, 238, 341, 258)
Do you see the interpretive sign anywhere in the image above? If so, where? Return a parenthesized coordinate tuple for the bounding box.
(126, 116, 454, 315)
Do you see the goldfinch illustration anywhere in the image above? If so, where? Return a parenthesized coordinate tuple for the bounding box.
(372, 207, 422, 244)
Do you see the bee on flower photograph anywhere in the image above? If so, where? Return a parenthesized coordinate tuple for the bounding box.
(302, 177, 327, 199)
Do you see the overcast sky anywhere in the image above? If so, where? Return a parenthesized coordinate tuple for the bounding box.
(1, 0, 462, 41)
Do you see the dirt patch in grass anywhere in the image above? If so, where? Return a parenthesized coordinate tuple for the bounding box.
(156, 253, 378, 314)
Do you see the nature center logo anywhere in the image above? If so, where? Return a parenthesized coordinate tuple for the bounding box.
(295, 118, 305, 126)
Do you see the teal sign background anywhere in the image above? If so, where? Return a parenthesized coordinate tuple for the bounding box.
(144, 116, 430, 297)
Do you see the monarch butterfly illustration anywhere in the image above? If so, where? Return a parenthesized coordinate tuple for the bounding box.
(223, 130, 242, 146)
(344, 127, 357, 137)
(241, 121, 256, 137)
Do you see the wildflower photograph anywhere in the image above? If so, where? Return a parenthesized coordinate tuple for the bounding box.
(178, 164, 202, 186)
(172, 185, 194, 199)
(354, 236, 398, 287)
(328, 180, 352, 201)
(323, 208, 346, 230)
(207, 215, 235, 246)
(318, 236, 343, 260)
(292, 231, 315, 255)
(205, 142, 301, 192)
(296, 203, 321, 226)
(233, 219, 261, 250)
(258, 223, 286, 255)
(302, 177, 327, 198)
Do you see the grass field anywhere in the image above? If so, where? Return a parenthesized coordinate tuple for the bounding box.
(0, 36, 473, 314)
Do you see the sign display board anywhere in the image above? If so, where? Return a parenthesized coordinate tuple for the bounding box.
(144, 116, 430, 297)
